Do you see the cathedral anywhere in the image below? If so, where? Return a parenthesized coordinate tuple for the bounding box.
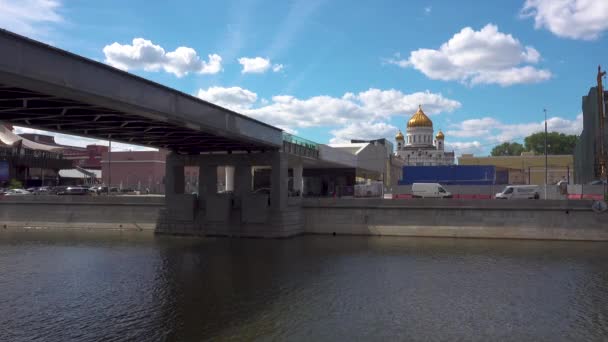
(395, 105, 455, 166)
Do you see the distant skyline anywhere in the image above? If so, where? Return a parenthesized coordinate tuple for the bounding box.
(1, 0, 607, 155)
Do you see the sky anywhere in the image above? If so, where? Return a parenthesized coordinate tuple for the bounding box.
(1, 0, 608, 155)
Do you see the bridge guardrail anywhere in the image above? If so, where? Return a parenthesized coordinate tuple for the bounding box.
(282, 133, 319, 158)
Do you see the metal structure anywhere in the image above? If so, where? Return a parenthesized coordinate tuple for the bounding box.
(282, 132, 319, 159)
(544, 108, 548, 199)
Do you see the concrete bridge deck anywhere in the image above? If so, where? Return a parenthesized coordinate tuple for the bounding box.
(0, 29, 282, 153)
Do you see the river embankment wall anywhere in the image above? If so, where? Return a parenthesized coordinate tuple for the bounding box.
(0, 196, 163, 231)
(303, 198, 608, 241)
(1, 196, 606, 241)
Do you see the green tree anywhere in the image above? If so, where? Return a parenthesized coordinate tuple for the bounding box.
(491, 142, 525, 156)
(524, 132, 578, 155)
(8, 178, 23, 189)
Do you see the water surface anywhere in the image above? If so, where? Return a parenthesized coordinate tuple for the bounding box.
(1, 232, 607, 341)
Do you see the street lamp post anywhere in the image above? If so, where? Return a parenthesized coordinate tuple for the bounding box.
(108, 136, 112, 196)
(544, 108, 548, 200)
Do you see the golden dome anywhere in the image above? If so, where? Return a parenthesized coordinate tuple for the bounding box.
(436, 130, 444, 140)
(395, 130, 404, 140)
(407, 105, 433, 128)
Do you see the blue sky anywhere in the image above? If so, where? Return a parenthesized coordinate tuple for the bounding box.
(2, 0, 608, 155)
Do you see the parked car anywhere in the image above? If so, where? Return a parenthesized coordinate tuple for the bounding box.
(4, 189, 32, 196)
(50, 186, 68, 195)
(92, 186, 119, 194)
(36, 186, 51, 194)
(589, 180, 607, 185)
(495, 185, 540, 199)
(59, 186, 91, 195)
(411, 183, 452, 198)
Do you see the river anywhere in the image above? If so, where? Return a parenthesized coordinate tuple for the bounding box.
(1, 232, 607, 341)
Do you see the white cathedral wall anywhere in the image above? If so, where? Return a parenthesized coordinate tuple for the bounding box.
(395, 145, 454, 166)
(405, 127, 433, 147)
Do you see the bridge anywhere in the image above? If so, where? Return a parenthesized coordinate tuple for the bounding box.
(0, 29, 397, 237)
(0, 29, 345, 237)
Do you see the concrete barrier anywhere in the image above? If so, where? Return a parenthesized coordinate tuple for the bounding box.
(0, 195, 164, 231)
(303, 198, 608, 241)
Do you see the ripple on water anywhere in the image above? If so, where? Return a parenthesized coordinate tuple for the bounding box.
(0, 234, 607, 341)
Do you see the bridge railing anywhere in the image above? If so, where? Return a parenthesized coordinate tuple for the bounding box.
(282, 133, 319, 158)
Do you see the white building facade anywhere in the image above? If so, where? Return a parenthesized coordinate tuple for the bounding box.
(394, 105, 454, 166)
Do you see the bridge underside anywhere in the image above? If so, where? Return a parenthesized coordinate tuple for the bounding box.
(0, 83, 274, 154)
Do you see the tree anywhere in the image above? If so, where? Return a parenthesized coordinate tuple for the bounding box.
(8, 178, 22, 189)
(491, 142, 524, 156)
(524, 132, 578, 155)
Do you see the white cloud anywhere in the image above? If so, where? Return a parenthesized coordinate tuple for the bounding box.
(424, 6, 432, 14)
(238, 57, 283, 73)
(0, 0, 62, 37)
(244, 94, 365, 128)
(352, 88, 461, 117)
(445, 141, 484, 155)
(521, 0, 608, 40)
(103, 38, 222, 77)
(246, 88, 459, 129)
(196, 86, 257, 111)
(329, 121, 398, 144)
(446, 113, 583, 143)
(446, 117, 501, 138)
(388, 24, 552, 86)
(195, 86, 460, 143)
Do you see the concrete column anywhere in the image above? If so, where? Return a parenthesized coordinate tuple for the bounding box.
(234, 164, 252, 195)
(271, 152, 288, 211)
(198, 164, 217, 196)
(225, 166, 235, 192)
(165, 152, 185, 195)
(293, 162, 303, 196)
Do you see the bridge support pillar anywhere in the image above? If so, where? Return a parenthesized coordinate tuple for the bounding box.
(271, 152, 288, 211)
(199, 164, 217, 196)
(165, 152, 185, 195)
(234, 164, 252, 195)
(293, 162, 303, 196)
(163, 153, 196, 223)
(158, 151, 303, 238)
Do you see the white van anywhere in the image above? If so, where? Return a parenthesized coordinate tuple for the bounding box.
(411, 183, 452, 198)
(495, 185, 540, 199)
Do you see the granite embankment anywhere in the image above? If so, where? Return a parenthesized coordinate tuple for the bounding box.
(0, 196, 163, 232)
(303, 198, 608, 241)
(1, 196, 606, 241)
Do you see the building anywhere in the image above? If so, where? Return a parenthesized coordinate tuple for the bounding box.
(459, 152, 574, 185)
(18, 132, 108, 169)
(328, 138, 403, 187)
(101, 150, 168, 193)
(0, 124, 72, 187)
(574, 67, 608, 184)
(394, 105, 454, 165)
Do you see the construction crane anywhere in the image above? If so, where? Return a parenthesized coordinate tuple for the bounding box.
(597, 65, 607, 181)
